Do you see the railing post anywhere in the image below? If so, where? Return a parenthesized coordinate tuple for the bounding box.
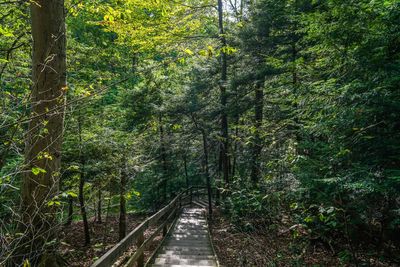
(136, 230, 144, 267)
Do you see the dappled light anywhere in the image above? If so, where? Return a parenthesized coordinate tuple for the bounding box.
(0, 0, 399, 266)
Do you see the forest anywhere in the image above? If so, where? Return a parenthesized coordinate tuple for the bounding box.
(0, 0, 399, 266)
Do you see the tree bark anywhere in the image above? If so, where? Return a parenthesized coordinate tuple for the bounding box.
(250, 82, 264, 185)
(102, 188, 112, 245)
(66, 195, 73, 226)
(16, 1, 66, 265)
(119, 169, 127, 241)
(201, 130, 213, 218)
(78, 114, 90, 246)
(183, 154, 189, 190)
(232, 115, 240, 178)
(217, 0, 230, 186)
(97, 189, 102, 223)
(159, 114, 168, 203)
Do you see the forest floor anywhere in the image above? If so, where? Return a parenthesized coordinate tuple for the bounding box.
(60, 214, 162, 267)
(210, 208, 397, 267)
(59, 210, 398, 266)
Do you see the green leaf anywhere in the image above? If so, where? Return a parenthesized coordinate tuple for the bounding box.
(304, 216, 314, 223)
(47, 200, 61, 207)
(184, 48, 194, 56)
(31, 167, 47, 175)
(67, 191, 78, 198)
(23, 259, 31, 267)
(0, 26, 14, 37)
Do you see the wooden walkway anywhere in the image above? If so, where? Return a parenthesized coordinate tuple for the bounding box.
(150, 207, 218, 267)
(90, 187, 217, 267)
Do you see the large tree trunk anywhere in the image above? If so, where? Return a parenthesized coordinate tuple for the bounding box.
(217, 0, 230, 187)
(250, 82, 264, 185)
(119, 169, 127, 241)
(16, 1, 66, 266)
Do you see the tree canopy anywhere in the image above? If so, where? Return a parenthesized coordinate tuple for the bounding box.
(1, 0, 399, 266)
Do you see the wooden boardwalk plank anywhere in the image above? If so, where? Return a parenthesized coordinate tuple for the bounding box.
(149, 208, 217, 267)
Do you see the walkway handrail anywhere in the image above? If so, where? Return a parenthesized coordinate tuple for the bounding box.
(90, 186, 208, 267)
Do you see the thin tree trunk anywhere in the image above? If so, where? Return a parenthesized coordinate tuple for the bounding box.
(218, 0, 230, 187)
(106, 189, 112, 222)
(78, 114, 90, 246)
(159, 114, 168, 202)
(183, 154, 189, 190)
(250, 82, 264, 185)
(15, 1, 66, 265)
(201, 130, 213, 218)
(97, 189, 102, 223)
(102, 188, 112, 247)
(232, 115, 240, 178)
(119, 169, 127, 241)
(79, 165, 90, 246)
(66, 196, 73, 226)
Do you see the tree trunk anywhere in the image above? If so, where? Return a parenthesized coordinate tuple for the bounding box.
(250, 82, 264, 185)
(97, 189, 102, 223)
(232, 115, 240, 178)
(78, 114, 90, 246)
(119, 169, 127, 241)
(79, 167, 90, 246)
(183, 154, 189, 190)
(106, 188, 112, 222)
(102, 189, 112, 246)
(201, 130, 213, 218)
(159, 114, 168, 203)
(66, 196, 73, 226)
(15, 1, 66, 265)
(218, 0, 230, 187)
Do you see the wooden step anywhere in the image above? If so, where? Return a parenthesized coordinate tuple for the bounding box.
(197, 200, 208, 206)
(169, 235, 209, 239)
(152, 264, 217, 267)
(160, 250, 214, 256)
(149, 207, 217, 267)
(192, 201, 207, 209)
(153, 257, 216, 266)
(156, 253, 215, 259)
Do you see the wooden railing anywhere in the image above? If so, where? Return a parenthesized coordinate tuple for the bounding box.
(90, 186, 208, 267)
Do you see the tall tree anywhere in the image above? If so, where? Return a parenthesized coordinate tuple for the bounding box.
(119, 167, 127, 240)
(250, 81, 264, 184)
(159, 114, 168, 203)
(217, 0, 230, 186)
(77, 113, 90, 246)
(16, 0, 66, 265)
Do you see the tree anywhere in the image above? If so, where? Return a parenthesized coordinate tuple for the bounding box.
(250, 81, 264, 184)
(217, 0, 230, 187)
(119, 166, 127, 240)
(77, 112, 90, 246)
(15, 1, 66, 266)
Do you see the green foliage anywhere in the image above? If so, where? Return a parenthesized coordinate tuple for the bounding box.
(1, 0, 399, 264)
